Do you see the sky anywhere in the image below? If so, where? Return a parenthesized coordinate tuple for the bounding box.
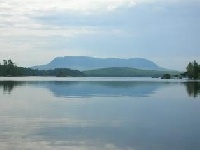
(0, 0, 200, 70)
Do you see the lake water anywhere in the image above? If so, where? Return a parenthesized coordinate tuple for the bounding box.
(0, 77, 200, 150)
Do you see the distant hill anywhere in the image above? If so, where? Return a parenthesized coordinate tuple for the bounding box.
(32, 56, 168, 71)
(84, 67, 179, 77)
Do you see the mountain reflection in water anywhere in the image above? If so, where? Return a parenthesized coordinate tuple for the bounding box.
(0, 80, 199, 98)
(43, 81, 162, 98)
(0, 78, 200, 150)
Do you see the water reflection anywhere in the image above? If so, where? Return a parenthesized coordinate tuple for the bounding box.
(1, 80, 200, 98)
(185, 82, 200, 98)
(1, 79, 200, 150)
(0, 81, 24, 94)
(43, 81, 162, 98)
(35, 125, 200, 150)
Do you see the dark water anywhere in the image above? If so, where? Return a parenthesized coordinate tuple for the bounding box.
(0, 77, 200, 150)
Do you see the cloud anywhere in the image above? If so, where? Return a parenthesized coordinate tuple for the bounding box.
(0, 0, 133, 39)
(1, 0, 136, 14)
(1, 0, 196, 17)
(0, 0, 199, 69)
(0, 0, 198, 30)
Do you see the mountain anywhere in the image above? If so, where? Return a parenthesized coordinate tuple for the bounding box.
(84, 67, 179, 77)
(32, 56, 167, 71)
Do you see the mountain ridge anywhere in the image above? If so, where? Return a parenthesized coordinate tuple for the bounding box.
(32, 56, 168, 71)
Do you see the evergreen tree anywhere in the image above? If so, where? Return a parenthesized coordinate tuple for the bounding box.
(186, 62, 193, 79)
(193, 60, 199, 79)
(186, 60, 200, 79)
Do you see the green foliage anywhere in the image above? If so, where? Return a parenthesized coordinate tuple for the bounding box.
(84, 67, 179, 77)
(161, 74, 171, 79)
(0, 59, 85, 77)
(0, 59, 19, 76)
(42, 68, 86, 77)
(186, 60, 200, 79)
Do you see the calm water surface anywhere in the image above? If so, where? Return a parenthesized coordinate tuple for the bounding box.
(0, 77, 200, 150)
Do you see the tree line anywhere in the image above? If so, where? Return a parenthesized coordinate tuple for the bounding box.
(0, 59, 199, 79)
(0, 59, 85, 77)
(186, 60, 200, 79)
(156, 60, 200, 80)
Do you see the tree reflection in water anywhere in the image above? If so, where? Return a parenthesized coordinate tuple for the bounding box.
(0, 81, 23, 94)
(1, 80, 200, 98)
(185, 82, 200, 98)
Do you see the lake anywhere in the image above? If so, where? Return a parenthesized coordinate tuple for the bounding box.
(0, 77, 200, 150)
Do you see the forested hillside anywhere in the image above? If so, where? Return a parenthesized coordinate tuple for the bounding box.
(0, 60, 85, 77)
(84, 67, 179, 77)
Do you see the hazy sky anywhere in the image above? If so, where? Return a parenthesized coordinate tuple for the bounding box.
(0, 0, 200, 70)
